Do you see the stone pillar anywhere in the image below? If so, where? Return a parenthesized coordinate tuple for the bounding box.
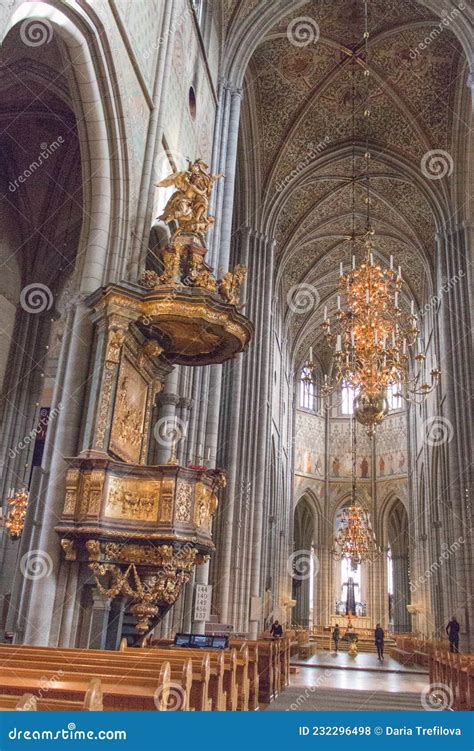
(88, 591, 111, 650)
(392, 554, 410, 633)
(435, 227, 473, 649)
(23, 301, 94, 645)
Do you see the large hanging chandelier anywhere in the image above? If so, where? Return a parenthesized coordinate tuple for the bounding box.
(314, 0, 440, 436)
(333, 418, 378, 565)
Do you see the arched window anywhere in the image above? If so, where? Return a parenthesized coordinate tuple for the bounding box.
(300, 367, 316, 411)
(341, 383, 358, 415)
(387, 382, 402, 411)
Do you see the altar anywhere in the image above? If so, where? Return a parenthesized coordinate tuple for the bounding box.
(330, 614, 371, 631)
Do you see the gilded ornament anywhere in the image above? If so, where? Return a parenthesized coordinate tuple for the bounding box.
(156, 160, 224, 243)
(60, 539, 76, 561)
(105, 476, 160, 522)
(105, 328, 126, 364)
(218, 264, 247, 306)
(176, 481, 193, 522)
(86, 539, 101, 561)
(138, 270, 160, 289)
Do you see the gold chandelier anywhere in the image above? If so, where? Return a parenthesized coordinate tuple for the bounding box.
(313, 0, 439, 435)
(333, 502, 377, 566)
(3, 488, 29, 540)
(333, 417, 378, 565)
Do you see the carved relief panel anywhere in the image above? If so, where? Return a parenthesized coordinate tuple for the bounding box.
(109, 357, 149, 464)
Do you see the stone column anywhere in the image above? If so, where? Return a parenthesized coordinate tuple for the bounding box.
(88, 590, 111, 650)
(23, 301, 94, 645)
(435, 227, 473, 649)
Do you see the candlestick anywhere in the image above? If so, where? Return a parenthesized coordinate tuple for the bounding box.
(352, 255, 356, 269)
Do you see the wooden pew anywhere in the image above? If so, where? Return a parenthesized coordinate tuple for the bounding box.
(0, 645, 201, 711)
(0, 679, 104, 712)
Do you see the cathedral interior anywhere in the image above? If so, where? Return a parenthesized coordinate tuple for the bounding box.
(0, 0, 472, 715)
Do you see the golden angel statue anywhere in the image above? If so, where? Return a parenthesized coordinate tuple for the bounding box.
(157, 159, 224, 242)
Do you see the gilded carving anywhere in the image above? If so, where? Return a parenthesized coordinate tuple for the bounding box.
(60, 539, 76, 561)
(63, 469, 80, 515)
(95, 363, 116, 449)
(159, 478, 174, 522)
(105, 328, 126, 364)
(218, 264, 247, 306)
(194, 482, 218, 529)
(86, 539, 101, 561)
(105, 476, 160, 522)
(175, 481, 193, 523)
(109, 358, 148, 464)
(156, 160, 224, 242)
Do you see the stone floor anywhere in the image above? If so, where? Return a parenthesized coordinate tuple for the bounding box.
(265, 655, 430, 710)
(293, 651, 428, 675)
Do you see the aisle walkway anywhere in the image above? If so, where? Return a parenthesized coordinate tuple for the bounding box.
(266, 654, 430, 711)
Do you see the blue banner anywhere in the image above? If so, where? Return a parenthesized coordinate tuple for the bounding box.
(0, 711, 472, 750)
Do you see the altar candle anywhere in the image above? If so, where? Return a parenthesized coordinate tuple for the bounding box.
(340, 261, 344, 277)
(352, 255, 356, 269)
(394, 292, 398, 307)
(390, 255, 394, 270)
(365, 289, 369, 304)
(337, 296, 341, 310)
(398, 265, 402, 280)
(309, 346, 313, 362)
(411, 300, 415, 315)
(336, 335, 342, 352)
(324, 306, 327, 321)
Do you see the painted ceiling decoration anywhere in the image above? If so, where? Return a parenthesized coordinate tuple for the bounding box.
(233, 0, 468, 369)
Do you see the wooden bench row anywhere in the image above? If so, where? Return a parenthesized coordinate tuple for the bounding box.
(0, 644, 214, 711)
(0, 679, 103, 711)
(430, 650, 474, 710)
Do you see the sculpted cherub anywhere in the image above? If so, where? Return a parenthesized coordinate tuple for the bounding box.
(156, 159, 224, 241)
(218, 264, 247, 306)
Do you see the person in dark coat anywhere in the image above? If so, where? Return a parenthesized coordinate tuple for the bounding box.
(332, 624, 340, 653)
(446, 616, 460, 653)
(270, 620, 283, 638)
(374, 623, 384, 661)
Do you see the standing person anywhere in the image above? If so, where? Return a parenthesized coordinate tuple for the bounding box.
(332, 624, 340, 653)
(270, 620, 283, 638)
(374, 623, 384, 661)
(446, 616, 460, 653)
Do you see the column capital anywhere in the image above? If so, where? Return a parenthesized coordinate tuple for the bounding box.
(156, 392, 180, 407)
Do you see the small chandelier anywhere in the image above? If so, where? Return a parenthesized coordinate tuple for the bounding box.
(332, 417, 378, 565)
(3, 488, 29, 540)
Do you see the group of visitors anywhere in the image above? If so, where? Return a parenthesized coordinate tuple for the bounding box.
(331, 623, 384, 660)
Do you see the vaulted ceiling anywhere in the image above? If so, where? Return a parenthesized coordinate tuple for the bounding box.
(231, 0, 470, 369)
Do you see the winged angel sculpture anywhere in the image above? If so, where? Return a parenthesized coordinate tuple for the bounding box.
(157, 159, 224, 242)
